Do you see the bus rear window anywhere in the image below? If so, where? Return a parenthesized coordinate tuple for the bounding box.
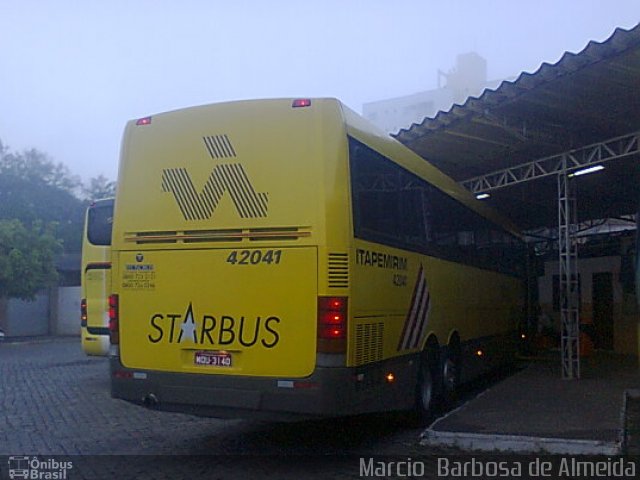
(87, 204, 113, 246)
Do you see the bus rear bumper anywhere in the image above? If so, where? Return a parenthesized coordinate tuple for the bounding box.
(110, 355, 418, 420)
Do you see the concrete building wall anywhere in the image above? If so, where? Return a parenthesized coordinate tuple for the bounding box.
(3, 293, 50, 337)
(0, 287, 81, 338)
(538, 256, 639, 355)
(56, 286, 81, 336)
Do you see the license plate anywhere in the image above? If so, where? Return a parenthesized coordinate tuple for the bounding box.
(194, 351, 232, 367)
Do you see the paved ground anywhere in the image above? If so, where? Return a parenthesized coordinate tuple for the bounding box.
(424, 352, 640, 454)
(5, 338, 635, 479)
(0, 338, 459, 479)
(625, 391, 640, 455)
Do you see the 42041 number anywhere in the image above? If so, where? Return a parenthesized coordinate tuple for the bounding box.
(226, 249, 282, 265)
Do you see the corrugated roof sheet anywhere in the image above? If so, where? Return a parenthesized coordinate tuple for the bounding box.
(392, 24, 640, 229)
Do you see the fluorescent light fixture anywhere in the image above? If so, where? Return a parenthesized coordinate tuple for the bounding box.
(569, 165, 604, 177)
(476, 193, 490, 200)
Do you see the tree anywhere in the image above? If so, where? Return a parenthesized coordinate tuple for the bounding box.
(82, 174, 116, 201)
(0, 145, 81, 194)
(0, 220, 61, 300)
(0, 141, 85, 252)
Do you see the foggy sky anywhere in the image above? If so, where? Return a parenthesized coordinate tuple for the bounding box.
(1, 0, 638, 182)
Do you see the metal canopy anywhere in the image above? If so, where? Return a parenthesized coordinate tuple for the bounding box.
(394, 24, 640, 231)
(393, 24, 640, 379)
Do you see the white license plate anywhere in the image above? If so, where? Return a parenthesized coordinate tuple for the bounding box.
(194, 351, 232, 367)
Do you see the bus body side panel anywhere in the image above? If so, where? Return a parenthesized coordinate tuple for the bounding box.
(350, 239, 521, 370)
(344, 107, 524, 385)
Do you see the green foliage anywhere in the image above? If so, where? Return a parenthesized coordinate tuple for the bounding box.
(0, 141, 86, 253)
(0, 139, 118, 298)
(0, 220, 61, 300)
(0, 145, 81, 193)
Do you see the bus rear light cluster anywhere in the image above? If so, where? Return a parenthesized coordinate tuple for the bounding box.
(80, 298, 87, 326)
(317, 296, 347, 353)
(108, 294, 119, 345)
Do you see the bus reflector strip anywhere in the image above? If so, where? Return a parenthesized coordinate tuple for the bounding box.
(113, 371, 147, 380)
(277, 380, 318, 389)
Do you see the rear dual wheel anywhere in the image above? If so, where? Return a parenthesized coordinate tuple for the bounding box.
(415, 355, 437, 423)
(441, 354, 460, 404)
(415, 346, 460, 423)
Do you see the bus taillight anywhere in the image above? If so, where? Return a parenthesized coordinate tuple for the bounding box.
(317, 296, 347, 353)
(292, 99, 311, 108)
(108, 294, 119, 345)
(80, 298, 87, 327)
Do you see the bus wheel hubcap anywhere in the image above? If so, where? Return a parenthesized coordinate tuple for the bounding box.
(443, 359, 457, 391)
(420, 368, 433, 410)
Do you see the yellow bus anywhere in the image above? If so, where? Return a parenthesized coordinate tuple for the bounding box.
(80, 198, 114, 356)
(109, 98, 524, 420)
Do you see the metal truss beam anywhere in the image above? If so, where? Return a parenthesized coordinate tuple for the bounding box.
(454, 129, 640, 381)
(462, 130, 640, 193)
(558, 170, 580, 379)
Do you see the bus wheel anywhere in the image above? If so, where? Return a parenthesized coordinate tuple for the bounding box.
(442, 357, 459, 398)
(442, 342, 461, 403)
(415, 357, 436, 422)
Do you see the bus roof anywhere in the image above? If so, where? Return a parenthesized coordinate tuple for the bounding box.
(121, 98, 521, 238)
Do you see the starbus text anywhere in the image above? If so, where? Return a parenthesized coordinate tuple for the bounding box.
(148, 303, 280, 348)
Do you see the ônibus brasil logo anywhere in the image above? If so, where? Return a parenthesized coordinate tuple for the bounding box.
(7, 456, 72, 479)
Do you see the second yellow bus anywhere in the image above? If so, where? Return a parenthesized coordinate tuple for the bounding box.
(81, 198, 114, 356)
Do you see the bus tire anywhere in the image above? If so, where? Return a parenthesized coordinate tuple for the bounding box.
(442, 338, 461, 403)
(417, 361, 434, 413)
(414, 350, 438, 423)
(442, 355, 460, 404)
